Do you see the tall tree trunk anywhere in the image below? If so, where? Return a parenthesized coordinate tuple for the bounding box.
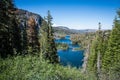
(82, 44, 90, 73)
(97, 51, 101, 80)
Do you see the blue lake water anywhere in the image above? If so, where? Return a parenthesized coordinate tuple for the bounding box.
(55, 35, 84, 68)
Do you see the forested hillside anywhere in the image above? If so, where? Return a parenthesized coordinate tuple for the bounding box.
(86, 11, 120, 80)
(0, 0, 58, 62)
(0, 0, 120, 80)
(53, 26, 97, 35)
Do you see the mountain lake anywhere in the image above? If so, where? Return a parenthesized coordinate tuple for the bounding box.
(55, 35, 84, 68)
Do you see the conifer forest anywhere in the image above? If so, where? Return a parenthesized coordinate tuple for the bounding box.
(0, 0, 120, 80)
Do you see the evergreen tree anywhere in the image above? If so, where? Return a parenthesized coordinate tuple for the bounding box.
(39, 20, 48, 54)
(12, 16, 22, 54)
(87, 22, 110, 80)
(27, 16, 40, 53)
(0, 0, 23, 57)
(102, 10, 120, 72)
(40, 11, 59, 63)
(21, 21, 28, 54)
(0, 0, 16, 57)
(87, 33, 99, 74)
(46, 11, 59, 63)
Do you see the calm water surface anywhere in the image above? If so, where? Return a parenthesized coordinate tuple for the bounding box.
(55, 35, 84, 68)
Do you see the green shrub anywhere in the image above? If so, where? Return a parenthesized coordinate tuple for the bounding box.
(0, 55, 87, 80)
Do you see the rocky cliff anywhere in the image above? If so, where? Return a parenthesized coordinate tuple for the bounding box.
(15, 9, 43, 29)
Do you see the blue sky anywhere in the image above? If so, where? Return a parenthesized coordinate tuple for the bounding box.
(15, 0, 120, 29)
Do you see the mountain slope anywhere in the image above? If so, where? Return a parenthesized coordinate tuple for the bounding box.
(15, 9, 43, 29)
(53, 26, 97, 35)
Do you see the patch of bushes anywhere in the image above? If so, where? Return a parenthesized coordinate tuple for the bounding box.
(0, 54, 87, 80)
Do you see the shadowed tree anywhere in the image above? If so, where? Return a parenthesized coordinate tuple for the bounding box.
(27, 16, 40, 53)
(0, 0, 16, 57)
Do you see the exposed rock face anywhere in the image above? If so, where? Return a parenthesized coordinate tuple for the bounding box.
(14, 9, 43, 50)
(15, 9, 43, 29)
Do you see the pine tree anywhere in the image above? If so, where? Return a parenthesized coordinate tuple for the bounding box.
(21, 21, 28, 54)
(40, 20, 48, 57)
(87, 33, 99, 73)
(46, 11, 59, 63)
(40, 11, 59, 63)
(12, 16, 22, 54)
(39, 20, 48, 54)
(27, 16, 40, 53)
(87, 22, 109, 79)
(0, 0, 23, 57)
(102, 10, 120, 71)
(0, 0, 16, 57)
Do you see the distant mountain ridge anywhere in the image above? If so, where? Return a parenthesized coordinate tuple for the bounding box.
(53, 26, 75, 34)
(54, 26, 69, 30)
(53, 26, 97, 34)
(15, 9, 96, 35)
